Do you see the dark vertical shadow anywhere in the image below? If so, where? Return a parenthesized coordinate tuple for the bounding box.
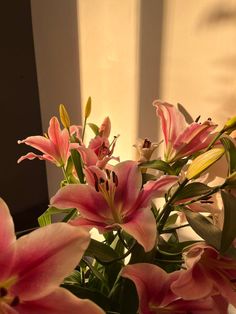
(138, 0, 164, 141)
(0, 0, 49, 230)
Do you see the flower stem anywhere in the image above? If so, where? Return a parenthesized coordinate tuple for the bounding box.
(158, 178, 189, 233)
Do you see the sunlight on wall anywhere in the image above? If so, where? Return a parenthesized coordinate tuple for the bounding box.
(77, 0, 140, 161)
(160, 0, 236, 126)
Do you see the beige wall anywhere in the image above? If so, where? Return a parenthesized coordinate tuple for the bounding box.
(160, 0, 236, 126)
(77, 0, 140, 161)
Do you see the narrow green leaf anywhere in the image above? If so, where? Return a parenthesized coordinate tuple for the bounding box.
(85, 239, 119, 264)
(139, 160, 175, 175)
(38, 210, 51, 227)
(62, 284, 110, 311)
(220, 191, 236, 253)
(184, 208, 221, 250)
(88, 123, 100, 136)
(174, 182, 212, 202)
(82, 257, 109, 290)
(221, 137, 236, 174)
(70, 149, 85, 183)
(62, 208, 77, 222)
(177, 103, 194, 124)
(63, 270, 81, 285)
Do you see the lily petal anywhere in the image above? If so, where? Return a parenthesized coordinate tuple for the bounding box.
(51, 184, 111, 222)
(121, 208, 157, 252)
(0, 199, 16, 281)
(15, 287, 105, 314)
(12, 223, 90, 300)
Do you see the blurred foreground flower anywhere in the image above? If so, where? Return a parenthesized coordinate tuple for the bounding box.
(0, 198, 104, 314)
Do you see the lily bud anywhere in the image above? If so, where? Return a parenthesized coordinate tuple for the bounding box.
(186, 147, 225, 180)
(59, 104, 70, 129)
(85, 97, 92, 119)
(222, 116, 236, 134)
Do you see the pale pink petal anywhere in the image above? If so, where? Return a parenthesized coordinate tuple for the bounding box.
(153, 100, 186, 145)
(48, 117, 69, 163)
(77, 146, 98, 167)
(16, 287, 105, 314)
(99, 116, 111, 137)
(171, 265, 213, 300)
(121, 263, 170, 313)
(0, 199, 16, 281)
(69, 217, 108, 232)
(121, 208, 157, 252)
(17, 152, 55, 164)
(12, 223, 90, 300)
(114, 161, 142, 210)
(0, 198, 16, 252)
(51, 184, 112, 222)
(17, 136, 56, 157)
(174, 122, 216, 157)
(137, 175, 178, 209)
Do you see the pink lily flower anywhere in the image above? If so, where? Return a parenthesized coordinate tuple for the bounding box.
(0, 198, 104, 314)
(76, 117, 119, 169)
(153, 100, 217, 163)
(121, 263, 228, 314)
(51, 161, 178, 252)
(171, 242, 236, 308)
(17, 117, 79, 167)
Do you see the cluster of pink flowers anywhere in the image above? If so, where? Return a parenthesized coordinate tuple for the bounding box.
(6, 100, 235, 313)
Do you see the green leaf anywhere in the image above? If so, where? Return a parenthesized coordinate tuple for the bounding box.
(62, 284, 110, 311)
(177, 103, 194, 124)
(220, 191, 236, 253)
(141, 173, 157, 184)
(82, 257, 109, 290)
(221, 137, 236, 174)
(85, 239, 120, 264)
(174, 182, 212, 202)
(88, 123, 100, 136)
(184, 208, 221, 250)
(165, 213, 178, 228)
(70, 149, 85, 183)
(38, 210, 51, 227)
(64, 270, 81, 285)
(139, 160, 175, 175)
(62, 208, 77, 222)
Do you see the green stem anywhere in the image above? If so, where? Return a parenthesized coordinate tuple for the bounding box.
(81, 117, 87, 142)
(206, 130, 224, 151)
(158, 178, 189, 234)
(62, 166, 70, 183)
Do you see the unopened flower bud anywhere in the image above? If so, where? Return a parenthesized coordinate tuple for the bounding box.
(85, 97, 92, 119)
(186, 147, 225, 180)
(222, 116, 236, 134)
(59, 104, 70, 129)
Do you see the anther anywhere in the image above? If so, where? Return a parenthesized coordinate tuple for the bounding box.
(105, 180, 109, 191)
(100, 178, 105, 184)
(143, 138, 151, 148)
(207, 117, 212, 121)
(112, 171, 118, 186)
(92, 173, 99, 192)
(195, 115, 201, 123)
(11, 296, 20, 307)
(106, 169, 111, 179)
(0, 287, 7, 297)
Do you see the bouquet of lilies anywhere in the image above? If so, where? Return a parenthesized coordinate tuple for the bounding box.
(2, 99, 236, 313)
